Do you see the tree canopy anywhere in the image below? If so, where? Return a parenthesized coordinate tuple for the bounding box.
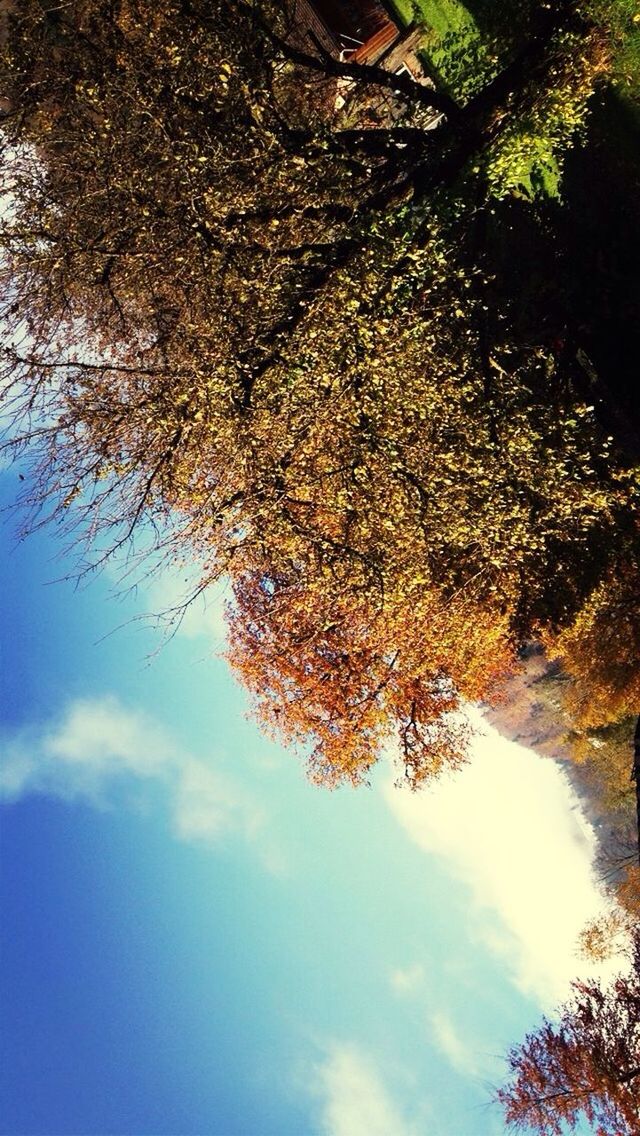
(498, 929, 640, 1135)
(1, 0, 639, 786)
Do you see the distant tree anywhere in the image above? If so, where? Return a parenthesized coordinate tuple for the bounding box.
(498, 929, 640, 1135)
(577, 908, 634, 964)
(549, 562, 640, 732)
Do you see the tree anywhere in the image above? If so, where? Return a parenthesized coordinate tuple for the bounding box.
(548, 560, 640, 732)
(0, 0, 638, 786)
(577, 908, 634, 964)
(497, 929, 640, 1135)
(227, 560, 513, 786)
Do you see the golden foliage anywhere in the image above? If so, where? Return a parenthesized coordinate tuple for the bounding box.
(550, 559, 640, 730)
(1, 0, 639, 787)
(576, 908, 633, 963)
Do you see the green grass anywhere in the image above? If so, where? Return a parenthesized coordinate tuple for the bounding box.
(388, 0, 640, 198)
(388, 0, 496, 99)
(410, 0, 476, 37)
(389, 0, 415, 26)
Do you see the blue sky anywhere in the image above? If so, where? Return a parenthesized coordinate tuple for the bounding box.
(0, 467, 615, 1136)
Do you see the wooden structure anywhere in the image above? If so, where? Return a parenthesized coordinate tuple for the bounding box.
(289, 0, 428, 81)
(349, 24, 428, 80)
(290, 0, 397, 54)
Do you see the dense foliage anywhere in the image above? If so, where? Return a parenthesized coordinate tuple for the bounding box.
(0, 0, 638, 788)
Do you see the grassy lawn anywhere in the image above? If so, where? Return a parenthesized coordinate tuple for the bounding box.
(388, 0, 640, 200)
(391, 0, 640, 104)
(413, 0, 477, 38)
(390, 0, 476, 36)
(387, 0, 494, 98)
(387, 0, 537, 99)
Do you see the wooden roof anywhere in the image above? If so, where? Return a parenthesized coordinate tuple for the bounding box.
(291, 0, 401, 56)
(348, 21, 399, 65)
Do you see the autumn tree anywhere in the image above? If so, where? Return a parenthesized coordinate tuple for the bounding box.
(498, 928, 640, 1135)
(577, 907, 634, 964)
(549, 560, 640, 733)
(0, 0, 638, 786)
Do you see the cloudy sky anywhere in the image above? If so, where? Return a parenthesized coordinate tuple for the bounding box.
(0, 467, 617, 1136)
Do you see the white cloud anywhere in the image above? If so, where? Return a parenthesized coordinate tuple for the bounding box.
(428, 1010, 478, 1077)
(44, 696, 175, 777)
(390, 964, 425, 995)
(314, 1042, 418, 1136)
(0, 697, 176, 803)
(0, 695, 271, 863)
(383, 708, 616, 1006)
(173, 757, 264, 845)
(0, 742, 38, 799)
